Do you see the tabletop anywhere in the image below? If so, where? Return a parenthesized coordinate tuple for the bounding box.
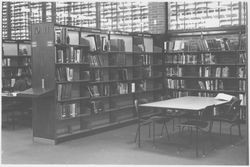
(139, 96, 229, 111)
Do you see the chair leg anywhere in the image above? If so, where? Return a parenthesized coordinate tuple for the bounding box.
(195, 127, 199, 157)
(164, 122, 170, 140)
(134, 127, 139, 143)
(190, 127, 193, 144)
(219, 121, 222, 136)
(148, 124, 151, 138)
(230, 125, 232, 144)
(12, 111, 15, 130)
(238, 124, 241, 137)
(160, 122, 165, 136)
(153, 121, 155, 146)
(172, 118, 175, 131)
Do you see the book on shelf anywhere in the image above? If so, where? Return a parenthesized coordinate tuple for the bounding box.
(19, 44, 31, 56)
(215, 67, 222, 77)
(11, 78, 16, 87)
(103, 84, 110, 96)
(117, 82, 129, 94)
(110, 39, 125, 52)
(239, 53, 246, 64)
(88, 85, 100, 97)
(218, 80, 224, 90)
(57, 103, 80, 119)
(133, 36, 145, 52)
(101, 36, 109, 51)
(131, 83, 135, 93)
(198, 81, 206, 90)
(90, 100, 104, 114)
(85, 36, 96, 51)
(239, 94, 246, 106)
(239, 80, 246, 91)
(221, 66, 229, 77)
(57, 84, 73, 100)
(238, 67, 245, 78)
(87, 34, 101, 51)
(67, 30, 80, 45)
(116, 53, 126, 66)
(55, 27, 70, 45)
(80, 70, 90, 81)
(118, 69, 128, 80)
(204, 66, 211, 77)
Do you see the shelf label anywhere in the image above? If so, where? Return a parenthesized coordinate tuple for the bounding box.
(47, 41, 54, 47)
(31, 41, 37, 47)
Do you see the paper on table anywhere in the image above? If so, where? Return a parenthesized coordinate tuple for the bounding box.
(215, 93, 234, 101)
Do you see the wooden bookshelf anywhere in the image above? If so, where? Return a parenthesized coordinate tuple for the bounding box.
(2, 40, 32, 92)
(164, 26, 247, 122)
(31, 23, 164, 144)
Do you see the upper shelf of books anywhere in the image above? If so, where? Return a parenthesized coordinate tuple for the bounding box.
(54, 24, 162, 54)
(2, 40, 31, 57)
(164, 36, 246, 53)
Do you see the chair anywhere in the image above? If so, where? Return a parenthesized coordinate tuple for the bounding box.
(212, 97, 242, 140)
(177, 105, 214, 157)
(134, 98, 172, 144)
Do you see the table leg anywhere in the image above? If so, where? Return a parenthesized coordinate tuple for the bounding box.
(138, 108, 141, 148)
(196, 127, 198, 157)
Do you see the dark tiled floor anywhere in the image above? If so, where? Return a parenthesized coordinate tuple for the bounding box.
(1, 119, 249, 165)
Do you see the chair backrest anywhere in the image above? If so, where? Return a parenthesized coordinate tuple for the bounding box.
(228, 98, 241, 121)
(200, 105, 214, 121)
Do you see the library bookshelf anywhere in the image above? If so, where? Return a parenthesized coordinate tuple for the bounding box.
(2, 40, 32, 92)
(31, 23, 164, 144)
(164, 26, 247, 122)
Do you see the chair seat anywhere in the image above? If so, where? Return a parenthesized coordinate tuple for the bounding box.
(179, 120, 208, 129)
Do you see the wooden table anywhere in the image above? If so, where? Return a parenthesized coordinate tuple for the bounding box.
(138, 96, 229, 157)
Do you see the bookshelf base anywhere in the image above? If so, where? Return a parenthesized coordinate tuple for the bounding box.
(33, 137, 56, 145)
(54, 118, 137, 144)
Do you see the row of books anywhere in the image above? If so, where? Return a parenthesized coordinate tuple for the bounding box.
(171, 90, 189, 98)
(166, 53, 217, 65)
(166, 79, 185, 89)
(166, 54, 198, 64)
(2, 67, 31, 78)
(199, 66, 230, 78)
(110, 69, 132, 81)
(88, 54, 108, 67)
(239, 80, 246, 91)
(198, 80, 224, 91)
(2, 78, 16, 88)
(165, 38, 240, 52)
(57, 67, 91, 82)
(57, 103, 80, 119)
(56, 67, 79, 81)
(109, 54, 126, 66)
(134, 54, 153, 65)
(2, 57, 31, 66)
(56, 47, 86, 64)
(57, 84, 80, 100)
(112, 83, 130, 95)
(165, 67, 183, 77)
(88, 85, 105, 97)
(55, 27, 71, 45)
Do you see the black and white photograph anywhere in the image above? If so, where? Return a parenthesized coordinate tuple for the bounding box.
(1, 1, 249, 165)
